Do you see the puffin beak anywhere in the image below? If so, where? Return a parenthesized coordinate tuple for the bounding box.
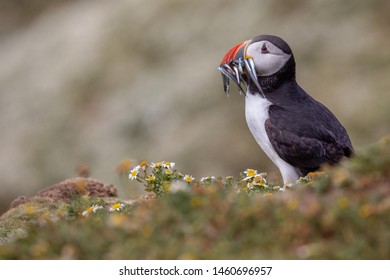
(220, 41, 249, 66)
(217, 40, 263, 96)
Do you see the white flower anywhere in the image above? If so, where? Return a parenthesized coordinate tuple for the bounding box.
(129, 166, 140, 180)
(82, 208, 93, 217)
(150, 162, 163, 169)
(93, 205, 104, 211)
(109, 203, 124, 212)
(246, 181, 254, 190)
(252, 174, 267, 186)
(243, 169, 258, 180)
(200, 176, 216, 183)
(139, 161, 149, 171)
(82, 204, 103, 217)
(183, 174, 194, 183)
(200, 176, 210, 183)
(162, 161, 175, 169)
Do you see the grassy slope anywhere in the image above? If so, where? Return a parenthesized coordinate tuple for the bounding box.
(0, 137, 390, 259)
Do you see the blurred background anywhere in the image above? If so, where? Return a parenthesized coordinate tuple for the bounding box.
(1, 0, 389, 213)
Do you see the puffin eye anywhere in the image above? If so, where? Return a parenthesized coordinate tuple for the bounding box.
(261, 43, 269, 53)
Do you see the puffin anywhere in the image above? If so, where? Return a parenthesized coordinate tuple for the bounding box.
(218, 35, 354, 185)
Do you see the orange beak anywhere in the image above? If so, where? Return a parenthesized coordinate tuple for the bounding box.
(219, 40, 250, 66)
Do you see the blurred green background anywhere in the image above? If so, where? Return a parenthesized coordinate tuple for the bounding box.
(1, 0, 389, 213)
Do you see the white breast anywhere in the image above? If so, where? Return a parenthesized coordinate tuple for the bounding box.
(245, 92, 300, 185)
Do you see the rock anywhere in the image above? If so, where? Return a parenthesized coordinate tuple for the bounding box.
(8, 177, 117, 210)
(9, 196, 32, 209)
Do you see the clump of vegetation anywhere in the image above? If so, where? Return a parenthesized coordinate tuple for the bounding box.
(1, 137, 390, 259)
(126, 160, 278, 196)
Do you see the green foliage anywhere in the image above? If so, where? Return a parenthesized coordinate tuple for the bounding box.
(350, 136, 390, 176)
(1, 138, 390, 259)
(128, 161, 278, 197)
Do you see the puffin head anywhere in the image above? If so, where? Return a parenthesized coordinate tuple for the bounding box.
(218, 35, 296, 95)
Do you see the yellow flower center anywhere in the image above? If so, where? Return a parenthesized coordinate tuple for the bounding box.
(254, 175, 265, 184)
(112, 203, 122, 209)
(147, 175, 156, 182)
(184, 176, 193, 183)
(246, 169, 256, 177)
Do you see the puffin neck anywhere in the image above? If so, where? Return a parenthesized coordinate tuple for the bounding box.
(256, 56, 296, 94)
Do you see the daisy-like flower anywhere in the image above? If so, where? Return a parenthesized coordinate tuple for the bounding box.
(139, 161, 149, 171)
(82, 204, 103, 217)
(150, 161, 163, 169)
(93, 204, 104, 211)
(129, 166, 140, 180)
(200, 176, 217, 183)
(165, 169, 173, 175)
(162, 161, 175, 169)
(200, 176, 210, 183)
(183, 174, 195, 183)
(109, 203, 124, 212)
(253, 174, 267, 186)
(146, 174, 156, 182)
(246, 181, 254, 190)
(243, 169, 258, 180)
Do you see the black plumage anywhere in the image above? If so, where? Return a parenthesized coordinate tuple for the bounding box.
(264, 81, 354, 176)
(251, 40, 354, 176)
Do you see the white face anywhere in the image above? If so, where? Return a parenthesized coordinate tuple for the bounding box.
(246, 40, 291, 76)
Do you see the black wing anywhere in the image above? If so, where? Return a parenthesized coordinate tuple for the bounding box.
(265, 88, 354, 175)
